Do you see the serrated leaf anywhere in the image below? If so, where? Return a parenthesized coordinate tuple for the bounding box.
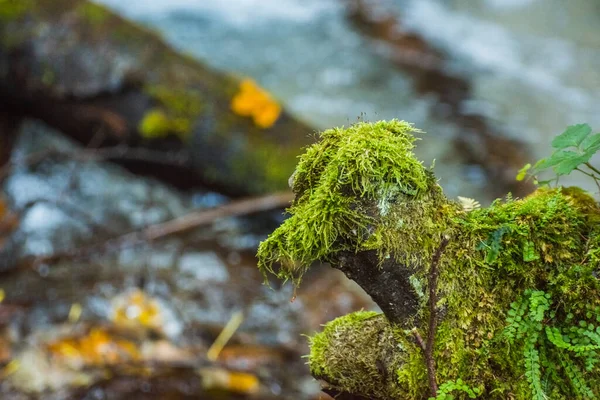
(457, 196, 481, 212)
(581, 133, 600, 153)
(533, 152, 569, 172)
(552, 124, 591, 149)
(536, 150, 590, 176)
(554, 152, 591, 175)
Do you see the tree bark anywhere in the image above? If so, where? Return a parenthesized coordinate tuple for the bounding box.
(333, 250, 420, 326)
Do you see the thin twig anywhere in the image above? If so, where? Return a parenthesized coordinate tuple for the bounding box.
(576, 167, 600, 194)
(585, 162, 600, 176)
(31, 191, 294, 267)
(413, 235, 450, 398)
(91, 145, 191, 166)
(139, 191, 293, 241)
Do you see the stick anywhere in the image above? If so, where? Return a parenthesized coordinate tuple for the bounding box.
(413, 235, 450, 398)
(31, 191, 294, 266)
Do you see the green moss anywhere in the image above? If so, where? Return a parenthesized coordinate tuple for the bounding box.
(0, 0, 33, 21)
(141, 85, 204, 141)
(257, 120, 453, 284)
(138, 109, 172, 138)
(396, 187, 599, 398)
(229, 139, 302, 193)
(75, 2, 110, 26)
(308, 311, 408, 400)
(258, 120, 600, 399)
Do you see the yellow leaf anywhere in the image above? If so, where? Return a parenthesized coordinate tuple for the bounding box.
(68, 303, 82, 323)
(253, 103, 282, 129)
(230, 79, 281, 128)
(1, 359, 20, 378)
(198, 367, 260, 395)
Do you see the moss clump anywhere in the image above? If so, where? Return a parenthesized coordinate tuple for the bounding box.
(258, 120, 600, 399)
(138, 109, 173, 139)
(75, 2, 110, 26)
(305, 187, 600, 399)
(0, 0, 33, 21)
(409, 186, 600, 398)
(257, 120, 454, 284)
(308, 311, 408, 400)
(140, 85, 203, 141)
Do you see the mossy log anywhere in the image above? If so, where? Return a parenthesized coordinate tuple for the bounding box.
(0, 0, 314, 194)
(258, 120, 600, 399)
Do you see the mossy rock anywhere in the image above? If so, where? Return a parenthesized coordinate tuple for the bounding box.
(0, 0, 314, 195)
(309, 311, 409, 400)
(258, 120, 600, 399)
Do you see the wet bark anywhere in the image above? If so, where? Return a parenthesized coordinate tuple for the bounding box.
(333, 250, 419, 326)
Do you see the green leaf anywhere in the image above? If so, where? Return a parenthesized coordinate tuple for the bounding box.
(533, 157, 553, 171)
(554, 152, 592, 175)
(536, 150, 591, 176)
(533, 153, 572, 172)
(523, 240, 539, 262)
(551, 124, 591, 149)
(516, 163, 531, 181)
(581, 133, 600, 153)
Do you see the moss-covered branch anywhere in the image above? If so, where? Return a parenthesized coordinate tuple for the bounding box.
(258, 120, 600, 399)
(257, 120, 454, 325)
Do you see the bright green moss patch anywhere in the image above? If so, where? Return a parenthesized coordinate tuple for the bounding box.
(0, 0, 33, 21)
(308, 311, 408, 400)
(257, 120, 454, 284)
(140, 85, 204, 141)
(138, 109, 172, 139)
(408, 187, 600, 398)
(75, 2, 110, 26)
